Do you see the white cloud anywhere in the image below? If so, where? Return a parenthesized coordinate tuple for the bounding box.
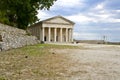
(65, 13, 118, 24)
(51, 0, 84, 10)
(37, 7, 120, 24)
(107, 18, 120, 23)
(73, 32, 101, 40)
(116, 10, 120, 12)
(65, 11, 120, 25)
(95, 13, 110, 19)
(90, 3, 120, 23)
(92, 13, 120, 23)
(88, 8, 120, 23)
(65, 13, 96, 23)
(94, 3, 104, 10)
(103, 28, 120, 31)
(37, 10, 54, 20)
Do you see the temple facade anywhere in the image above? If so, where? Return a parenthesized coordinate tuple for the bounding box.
(28, 16, 75, 43)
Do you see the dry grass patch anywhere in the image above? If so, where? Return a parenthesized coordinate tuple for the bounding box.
(0, 44, 81, 80)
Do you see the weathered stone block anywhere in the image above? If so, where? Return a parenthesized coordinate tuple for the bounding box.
(0, 23, 39, 51)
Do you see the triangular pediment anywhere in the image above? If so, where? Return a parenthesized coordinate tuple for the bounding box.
(41, 16, 75, 25)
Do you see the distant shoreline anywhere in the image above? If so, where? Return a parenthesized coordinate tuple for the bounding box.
(74, 40, 120, 45)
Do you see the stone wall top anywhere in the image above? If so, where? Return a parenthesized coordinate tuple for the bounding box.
(0, 23, 26, 35)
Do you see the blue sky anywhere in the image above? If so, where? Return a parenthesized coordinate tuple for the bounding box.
(37, 0, 120, 42)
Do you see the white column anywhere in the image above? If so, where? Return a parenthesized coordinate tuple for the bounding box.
(66, 28, 68, 42)
(40, 28, 42, 41)
(60, 28, 63, 42)
(48, 27, 51, 42)
(54, 28, 57, 42)
(42, 27, 45, 41)
(69, 29, 71, 42)
(71, 29, 73, 42)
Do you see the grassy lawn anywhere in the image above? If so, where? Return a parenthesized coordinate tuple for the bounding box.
(1, 44, 81, 55)
(0, 44, 82, 80)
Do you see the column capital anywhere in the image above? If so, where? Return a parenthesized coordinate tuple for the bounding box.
(69, 28, 73, 30)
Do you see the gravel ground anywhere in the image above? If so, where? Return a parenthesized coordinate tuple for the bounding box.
(54, 43, 120, 80)
(0, 43, 120, 80)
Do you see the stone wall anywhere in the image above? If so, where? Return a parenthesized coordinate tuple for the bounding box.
(0, 23, 39, 51)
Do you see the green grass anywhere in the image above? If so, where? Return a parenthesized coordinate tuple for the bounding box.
(0, 77, 6, 80)
(0, 44, 84, 57)
(1, 44, 80, 55)
(0, 44, 81, 57)
(35, 43, 80, 49)
(22, 44, 82, 55)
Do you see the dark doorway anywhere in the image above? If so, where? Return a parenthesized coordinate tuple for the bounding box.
(44, 36, 47, 41)
(64, 35, 66, 42)
(56, 36, 58, 42)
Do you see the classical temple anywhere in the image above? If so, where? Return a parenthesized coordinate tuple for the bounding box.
(28, 16, 75, 43)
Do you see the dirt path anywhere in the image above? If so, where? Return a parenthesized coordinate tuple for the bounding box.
(54, 44, 120, 80)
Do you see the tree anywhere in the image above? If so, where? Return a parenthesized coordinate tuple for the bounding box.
(0, 0, 56, 29)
